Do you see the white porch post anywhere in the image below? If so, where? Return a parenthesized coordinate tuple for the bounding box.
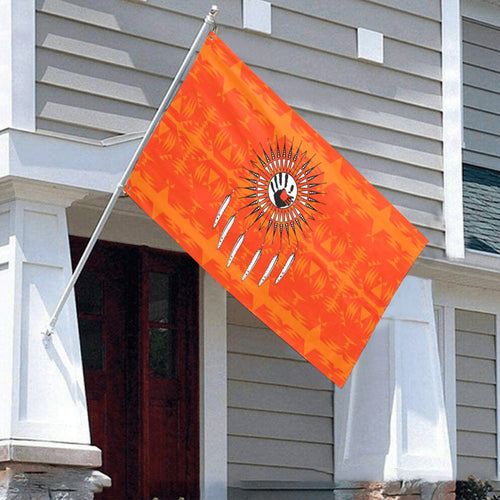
(335, 276, 453, 481)
(0, 178, 107, 492)
(200, 271, 228, 500)
(0, 0, 35, 132)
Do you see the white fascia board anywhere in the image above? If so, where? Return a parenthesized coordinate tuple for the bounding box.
(433, 279, 500, 313)
(442, 0, 465, 260)
(2, 129, 141, 193)
(0, 0, 35, 131)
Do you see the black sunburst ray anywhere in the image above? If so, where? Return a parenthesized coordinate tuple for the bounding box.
(214, 136, 325, 285)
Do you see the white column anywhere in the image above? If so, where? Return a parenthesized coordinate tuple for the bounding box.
(0, 178, 101, 466)
(199, 271, 227, 500)
(0, 0, 36, 131)
(335, 276, 453, 481)
(442, 0, 464, 259)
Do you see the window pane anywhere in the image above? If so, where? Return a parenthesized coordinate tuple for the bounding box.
(149, 272, 175, 323)
(79, 318, 104, 371)
(76, 271, 103, 315)
(463, 164, 500, 255)
(149, 327, 176, 378)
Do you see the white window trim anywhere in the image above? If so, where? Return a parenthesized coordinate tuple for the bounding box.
(435, 304, 458, 477)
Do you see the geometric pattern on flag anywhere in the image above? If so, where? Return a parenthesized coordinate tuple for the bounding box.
(126, 32, 428, 387)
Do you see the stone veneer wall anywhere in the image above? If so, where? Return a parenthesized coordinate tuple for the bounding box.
(0, 464, 110, 500)
(336, 481, 456, 499)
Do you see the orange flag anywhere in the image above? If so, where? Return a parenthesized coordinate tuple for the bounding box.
(126, 33, 427, 387)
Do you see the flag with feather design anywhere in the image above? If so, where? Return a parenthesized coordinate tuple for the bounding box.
(126, 32, 427, 387)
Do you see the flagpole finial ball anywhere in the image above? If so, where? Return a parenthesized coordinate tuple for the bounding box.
(210, 5, 220, 17)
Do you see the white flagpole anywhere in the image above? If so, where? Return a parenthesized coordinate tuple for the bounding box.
(43, 5, 220, 337)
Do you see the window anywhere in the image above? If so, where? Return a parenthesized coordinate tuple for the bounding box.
(462, 18, 500, 256)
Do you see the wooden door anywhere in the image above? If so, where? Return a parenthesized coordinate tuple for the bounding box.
(72, 239, 199, 500)
(140, 249, 200, 499)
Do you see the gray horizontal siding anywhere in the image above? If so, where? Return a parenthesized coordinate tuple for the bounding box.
(229, 409, 333, 444)
(228, 464, 332, 485)
(227, 295, 334, 484)
(457, 381, 496, 409)
(456, 309, 497, 480)
(36, 47, 168, 108)
(462, 19, 500, 172)
(458, 456, 497, 480)
(271, 0, 441, 49)
(364, 0, 441, 20)
(228, 487, 334, 500)
(228, 437, 333, 474)
(229, 381, 334, 418)
(36, 0, 444, 256)
(37, 82, 152, 135)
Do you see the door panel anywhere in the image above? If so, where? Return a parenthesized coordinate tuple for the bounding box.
(72, 239, 199, 500)
(141, 250, 199, 500)
(74, 242, 129, 500)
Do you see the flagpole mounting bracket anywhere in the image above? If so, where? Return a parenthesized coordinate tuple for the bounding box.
(206, 5, 220, 26)
(42, 322, 56, 338)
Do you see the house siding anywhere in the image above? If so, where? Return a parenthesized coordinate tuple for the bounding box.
(462, 18, 500, 257)
(456, 309, 497, 479)
(459, 19, 500, 483)
(227, 294, 335, 485)
(35, 0, 444, 258)
(462, 19, 500, 172)
(34, 0, 450, 488)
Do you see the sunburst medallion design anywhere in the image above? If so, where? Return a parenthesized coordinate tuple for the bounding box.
(213, 137, 325, 286)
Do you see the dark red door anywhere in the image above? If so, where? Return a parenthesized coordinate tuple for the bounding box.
(72, 239, 199, 500)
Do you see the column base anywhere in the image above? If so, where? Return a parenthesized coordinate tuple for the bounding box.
(0, 462, 111, 500)
(0, 440, 101, 467)
(0, 441, 110, 499)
